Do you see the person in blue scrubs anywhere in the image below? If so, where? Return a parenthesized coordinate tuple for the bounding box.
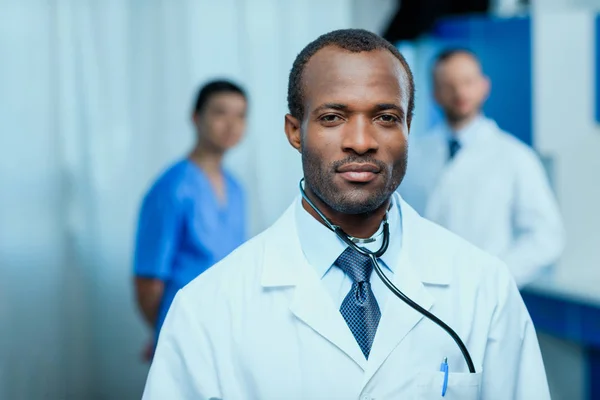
(133, 80, 248, 359)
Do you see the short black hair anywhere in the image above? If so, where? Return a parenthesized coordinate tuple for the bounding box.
(287, 29, 415, 124)
(193, 79, 246, 115)
(433, 48, 479, 70)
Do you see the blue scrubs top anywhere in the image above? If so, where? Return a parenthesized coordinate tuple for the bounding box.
(133, 159, 246, 336)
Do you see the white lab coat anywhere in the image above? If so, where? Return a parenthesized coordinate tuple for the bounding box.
(400, 117, 565, 287)
(142, 195, 549, 400)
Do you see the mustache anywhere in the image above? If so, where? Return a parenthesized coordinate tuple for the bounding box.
(331, 156, 387, 172)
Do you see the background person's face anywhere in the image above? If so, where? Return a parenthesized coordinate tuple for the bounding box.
(194, 92, 247, 152)
(289, 46, 410, 215)
(434, 53, 489, 123)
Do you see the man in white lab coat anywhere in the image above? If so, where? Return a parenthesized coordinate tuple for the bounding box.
(142, 30, 550, 399)
(400, 49, 565, 288)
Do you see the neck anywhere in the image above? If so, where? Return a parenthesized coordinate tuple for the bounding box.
(189, 144, 224, 175)
(447, 112, 479, 132)
(301, 184, 389, 239)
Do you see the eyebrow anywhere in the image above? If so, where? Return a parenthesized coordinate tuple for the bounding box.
(312, 102, 405, 120)
(312, 103, 348, 114)
(374, 103, 405, 120)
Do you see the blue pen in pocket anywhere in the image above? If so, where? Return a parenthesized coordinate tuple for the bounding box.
(440, 357, 449, 397)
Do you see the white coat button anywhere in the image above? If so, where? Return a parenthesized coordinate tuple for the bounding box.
(360, 394, 373, 400)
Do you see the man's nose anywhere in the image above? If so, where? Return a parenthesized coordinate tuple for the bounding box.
(341, 116, 379, 155)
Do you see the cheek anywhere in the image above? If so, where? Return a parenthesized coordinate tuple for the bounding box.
(301, 137, 331, 170)
(231, 121, 245, 138)
(302, 125, 341, 154)
(461, 82, 482, 100)
(215, 118, 228, 133)
(302, 140, 324, 164)
(437, 87, 452, 101)
(385, 137, 408, 165)
(442, 93, 458, 106)
(204, 118, 223, 137)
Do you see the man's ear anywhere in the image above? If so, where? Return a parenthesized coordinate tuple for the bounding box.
(482, 75, 491, 101)
(191, 112, 201, 129)
(284, 114, 302, 153)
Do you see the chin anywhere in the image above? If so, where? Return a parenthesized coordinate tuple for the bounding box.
(216, 143, 234, 153)
(450, 108, 475, 121)
(332, 200, 382, 215)
(328, 190, 387, 215)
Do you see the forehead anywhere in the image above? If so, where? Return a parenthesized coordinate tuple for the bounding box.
(206, 92, 247, 108)
(434, 53, 482, 80)
(302, 46, 409, 110)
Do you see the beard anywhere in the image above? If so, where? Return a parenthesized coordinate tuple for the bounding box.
(443, 104, 478, 124)
(301, 148, 407, 215)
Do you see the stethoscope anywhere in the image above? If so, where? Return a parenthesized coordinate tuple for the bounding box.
(299, 178, 476, 374)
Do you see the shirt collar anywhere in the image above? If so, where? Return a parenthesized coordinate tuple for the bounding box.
(444, 114, 487, 147)
(295, 193, 403, 279)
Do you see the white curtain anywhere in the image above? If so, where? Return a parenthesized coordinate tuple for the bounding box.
(0, 0, 353, 398)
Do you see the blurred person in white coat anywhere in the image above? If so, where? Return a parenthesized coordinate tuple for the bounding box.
(400, 49, 565, 288)
(142, 30, 550, 400)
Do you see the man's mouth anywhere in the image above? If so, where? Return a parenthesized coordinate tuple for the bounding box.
(336, 163, 381, 183)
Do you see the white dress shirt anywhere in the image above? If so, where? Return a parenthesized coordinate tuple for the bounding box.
(295, 193, 402, 308)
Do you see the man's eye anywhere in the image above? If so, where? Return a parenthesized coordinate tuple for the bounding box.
(321, 114, 342, 123)
(377, 114, 400, 123)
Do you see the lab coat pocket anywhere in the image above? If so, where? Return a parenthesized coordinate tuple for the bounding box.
(415, 370, 482, 399)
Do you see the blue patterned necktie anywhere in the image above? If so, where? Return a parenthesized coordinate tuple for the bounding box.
(334, 246, 381, 359)
(448, 137, 461, 160)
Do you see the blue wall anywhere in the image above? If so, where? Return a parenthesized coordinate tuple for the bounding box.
(430, 16, 533, 146)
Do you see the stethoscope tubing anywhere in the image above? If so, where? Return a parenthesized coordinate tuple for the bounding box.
(299, 179, 476, 373)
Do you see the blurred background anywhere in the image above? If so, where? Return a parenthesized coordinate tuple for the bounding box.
(1, 0, 599, 399)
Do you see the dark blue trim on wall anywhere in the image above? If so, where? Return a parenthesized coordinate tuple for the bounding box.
(431, 16, 533, 146)
(589, 348, 600, 400)
(521, 289, 600, 399)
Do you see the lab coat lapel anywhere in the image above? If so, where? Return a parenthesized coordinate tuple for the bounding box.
(362, 253, 434, 383)
(289, 263, 367, 370)
(426, 119, 498, 222)
(261, 201, 367, 371)
(362, 200, 441, 385)
(426, 149, 470, 224)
